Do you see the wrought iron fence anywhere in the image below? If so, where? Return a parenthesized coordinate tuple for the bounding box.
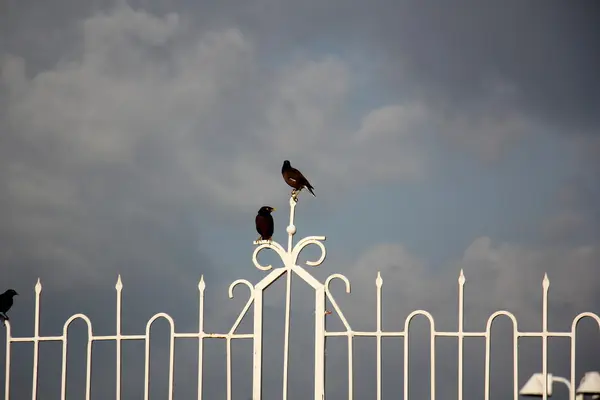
(3, 195, 599, 400)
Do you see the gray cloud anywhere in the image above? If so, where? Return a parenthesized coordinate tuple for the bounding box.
(1, 1, 599, 399)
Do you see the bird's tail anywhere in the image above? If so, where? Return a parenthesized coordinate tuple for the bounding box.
(306, 185, 316, 197)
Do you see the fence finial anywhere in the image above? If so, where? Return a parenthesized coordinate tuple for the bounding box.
(376, 271, 383, 287)
(35, 278, 42, 294)
(543, 273, 550, 289)
(115, 275, 123, 291)
(458, 269, 466, 285)
(198, 275, 206, 291)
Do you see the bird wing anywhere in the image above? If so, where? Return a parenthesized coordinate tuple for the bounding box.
(255, 215, 274, 238)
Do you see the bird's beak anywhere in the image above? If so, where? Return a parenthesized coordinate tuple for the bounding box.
(271, 208, 276, 212)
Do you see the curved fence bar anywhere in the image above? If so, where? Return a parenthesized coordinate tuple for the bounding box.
(484, 311, 519, 400)
(60, 314, 94, 400)
(144, 313, 176, 400)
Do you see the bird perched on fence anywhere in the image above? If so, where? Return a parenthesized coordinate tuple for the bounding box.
(255, 206, 276, 242)
(281, 160, 315, 200)
(0, 289, 18, 326)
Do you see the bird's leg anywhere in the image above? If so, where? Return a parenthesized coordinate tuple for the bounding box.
(291, 189, 299, 202)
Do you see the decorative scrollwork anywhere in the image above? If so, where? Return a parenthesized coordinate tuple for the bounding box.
(252, 194, 326, 272)
(227, 279, 255, 335)
(228, 279, 254, 299)
(252, 241, 288, 271)
(291, 236, 327, 267)
(325, 273, 351, 294)
(324, 273, 353, 330)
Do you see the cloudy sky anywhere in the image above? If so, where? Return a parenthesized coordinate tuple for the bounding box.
(1, 0, 599, 398)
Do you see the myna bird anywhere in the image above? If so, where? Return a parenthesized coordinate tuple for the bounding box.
(0, 289, 18, 324)
(255, 206, 276, 241)
(281, 160, 315, 200)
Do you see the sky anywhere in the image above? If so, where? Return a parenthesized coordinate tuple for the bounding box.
(0, 0, 599, 398)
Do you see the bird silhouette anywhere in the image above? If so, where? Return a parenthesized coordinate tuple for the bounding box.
(0, 289, 18, 326)
(281, 160, 315, 200)
(255, 206, 276, 242)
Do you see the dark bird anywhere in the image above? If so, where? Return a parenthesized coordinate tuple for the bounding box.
(281, 160, 315, 199)
(0, 289, 18, 324)
(255, 206, 276, 242)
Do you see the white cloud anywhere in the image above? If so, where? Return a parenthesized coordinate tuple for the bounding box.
(0, 4, 437, 287)
(329, 236, 599, 332)
(2, 4, 432, 216)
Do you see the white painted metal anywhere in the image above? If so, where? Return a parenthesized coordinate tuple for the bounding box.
(520, 372, 600, 400)
(2, 194, 600, 400)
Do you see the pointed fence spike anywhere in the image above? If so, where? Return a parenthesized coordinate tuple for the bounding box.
(198, 275, 206, 291)
(34, 278, 42, 294)
(542, 273, 550, 289)
(115, 275, 123, 291)
(376, 271, 383, 287)
(458, 269, 466, 285)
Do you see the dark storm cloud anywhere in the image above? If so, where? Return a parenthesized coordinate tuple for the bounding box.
(6, 0, 599, 119)
(166, 0, 600, 134)
(4, 1, 597, 135)
(1, 0, 599, 398)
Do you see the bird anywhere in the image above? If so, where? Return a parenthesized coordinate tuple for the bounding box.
(0, 289, 18, 325)
(281, 160, 315, 200)
(255, 206, 276, 242)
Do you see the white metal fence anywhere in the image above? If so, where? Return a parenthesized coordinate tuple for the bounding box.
(3, 195, 600, 400)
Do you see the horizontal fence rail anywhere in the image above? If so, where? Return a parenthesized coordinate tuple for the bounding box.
(3, 195, 600, 400)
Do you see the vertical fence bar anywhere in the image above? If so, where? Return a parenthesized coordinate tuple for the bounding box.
(457, 270, 465, 400)
(115, 275, 123, 400)
(4, 322, 11, 400)
(168, 324, 175, 400)
(253, 288, 264, 400)
(542, 274, 550, 400)
(144, 322, 152, 400)
(287, 198, 296, 253)
(198, 276, 206, 400)
(430, 319, 436, 400)
(85, 334, 92, 400)
(484, 321, 491, 400)
(375, 272, 383, 400)
(314, 286, 325, 400)
(58, 320, 71, 399)
(60, 334, 68, 399)
(347, 333, 353, 400)
(282, 271, 292, 400)
(513, 323, 518, 400)
(403, 323, 409, 400)
(227, 336, 232, 400)
(32, 279, 42, 400)
(570, 329, 576, 400)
